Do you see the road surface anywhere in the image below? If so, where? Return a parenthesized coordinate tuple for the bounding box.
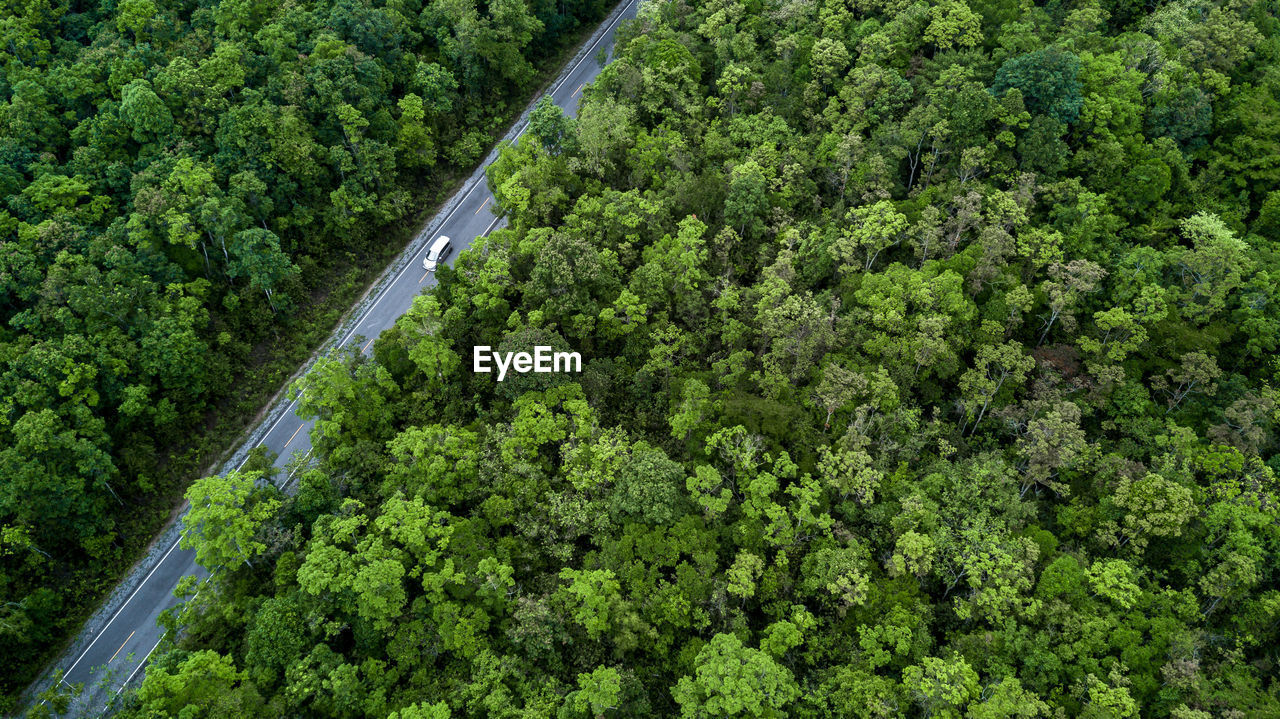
(44, 1, 640, 713)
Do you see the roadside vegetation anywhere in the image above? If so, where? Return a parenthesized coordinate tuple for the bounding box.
(104, 0, 1280, 716)
(0, 0, 613, 706)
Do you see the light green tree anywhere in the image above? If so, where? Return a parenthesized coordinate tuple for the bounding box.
(903, 655, 980, 719)
(671, 633, 799, 718)
(181, 470, 280, 571)
(830, 200, 910, 273)
(558, 568, 622, 639)
(924, 0, 982, 50)
(561, 667, 623, 718)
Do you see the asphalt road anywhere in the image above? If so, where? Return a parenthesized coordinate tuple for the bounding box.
(50, 1, 639, 713)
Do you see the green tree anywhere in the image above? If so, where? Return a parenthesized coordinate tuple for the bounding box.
(991, 48, 1083, 124)
(671, 633, 799, 718)
(1037, 260, 1106, 345)
(1174, 212, 1251, 324)
(1016, 401, 1088, 497)
(389, 702, 451, 719)
(562, 667, 623, 718)
(558, 568, 622, 639)
(135, 650, 263, 717)
(227, 228, 299, 312)
(959, 342, 1033, 435)
(924, 0, 982, 51)
(528, 95, 576, 155)
(180, 470, 281, 571)
(724, 159, 770, 238)
(1155, 351, 1221, 413)
(119, 79, 174, 142)
(830, 200, 909, 273)
(726, 551, 765, 604)
(903, 655, 980, 719)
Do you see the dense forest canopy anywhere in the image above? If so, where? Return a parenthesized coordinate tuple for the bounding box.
(79, 0, 1280, 716)
(0, 0, 613, 705)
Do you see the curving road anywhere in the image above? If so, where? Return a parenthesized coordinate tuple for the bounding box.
(45, 1, 640, 713)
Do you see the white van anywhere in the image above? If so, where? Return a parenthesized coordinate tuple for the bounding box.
(423, 235, 453, 272)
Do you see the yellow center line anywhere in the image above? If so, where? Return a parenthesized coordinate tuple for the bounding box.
(419, 271, 429, 283)
(362, 337, 375, 352)
(573, 82, 585, 95)
(110, 631, 135, 663)
(475, 197, 490, 215)
(283, 423, 303, 448)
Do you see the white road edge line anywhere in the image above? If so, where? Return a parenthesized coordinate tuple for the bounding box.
(482, 213, 504, 237)
(244, 396, 302, 461)
(281, 449, 315, 493)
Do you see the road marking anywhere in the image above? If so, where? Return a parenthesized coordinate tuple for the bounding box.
(362, 337, 375, 352)
(475, 197, 490, 214)
(482, 214, 504, 237)
(63, 0, 641, 702)
(283, 424, 303, 449)
(572, 82, 585, 96)
(241, 398, 301, 469)
(281, 449, 315, 493)
(109, 632, 135, 663)
(114, 635, 164, 697)
(419, 271, 429, 283)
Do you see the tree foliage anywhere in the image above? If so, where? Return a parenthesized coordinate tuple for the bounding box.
(28, 0, 1280, 715)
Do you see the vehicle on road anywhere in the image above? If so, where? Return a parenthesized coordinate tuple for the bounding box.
(423, 235, 453, 272)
